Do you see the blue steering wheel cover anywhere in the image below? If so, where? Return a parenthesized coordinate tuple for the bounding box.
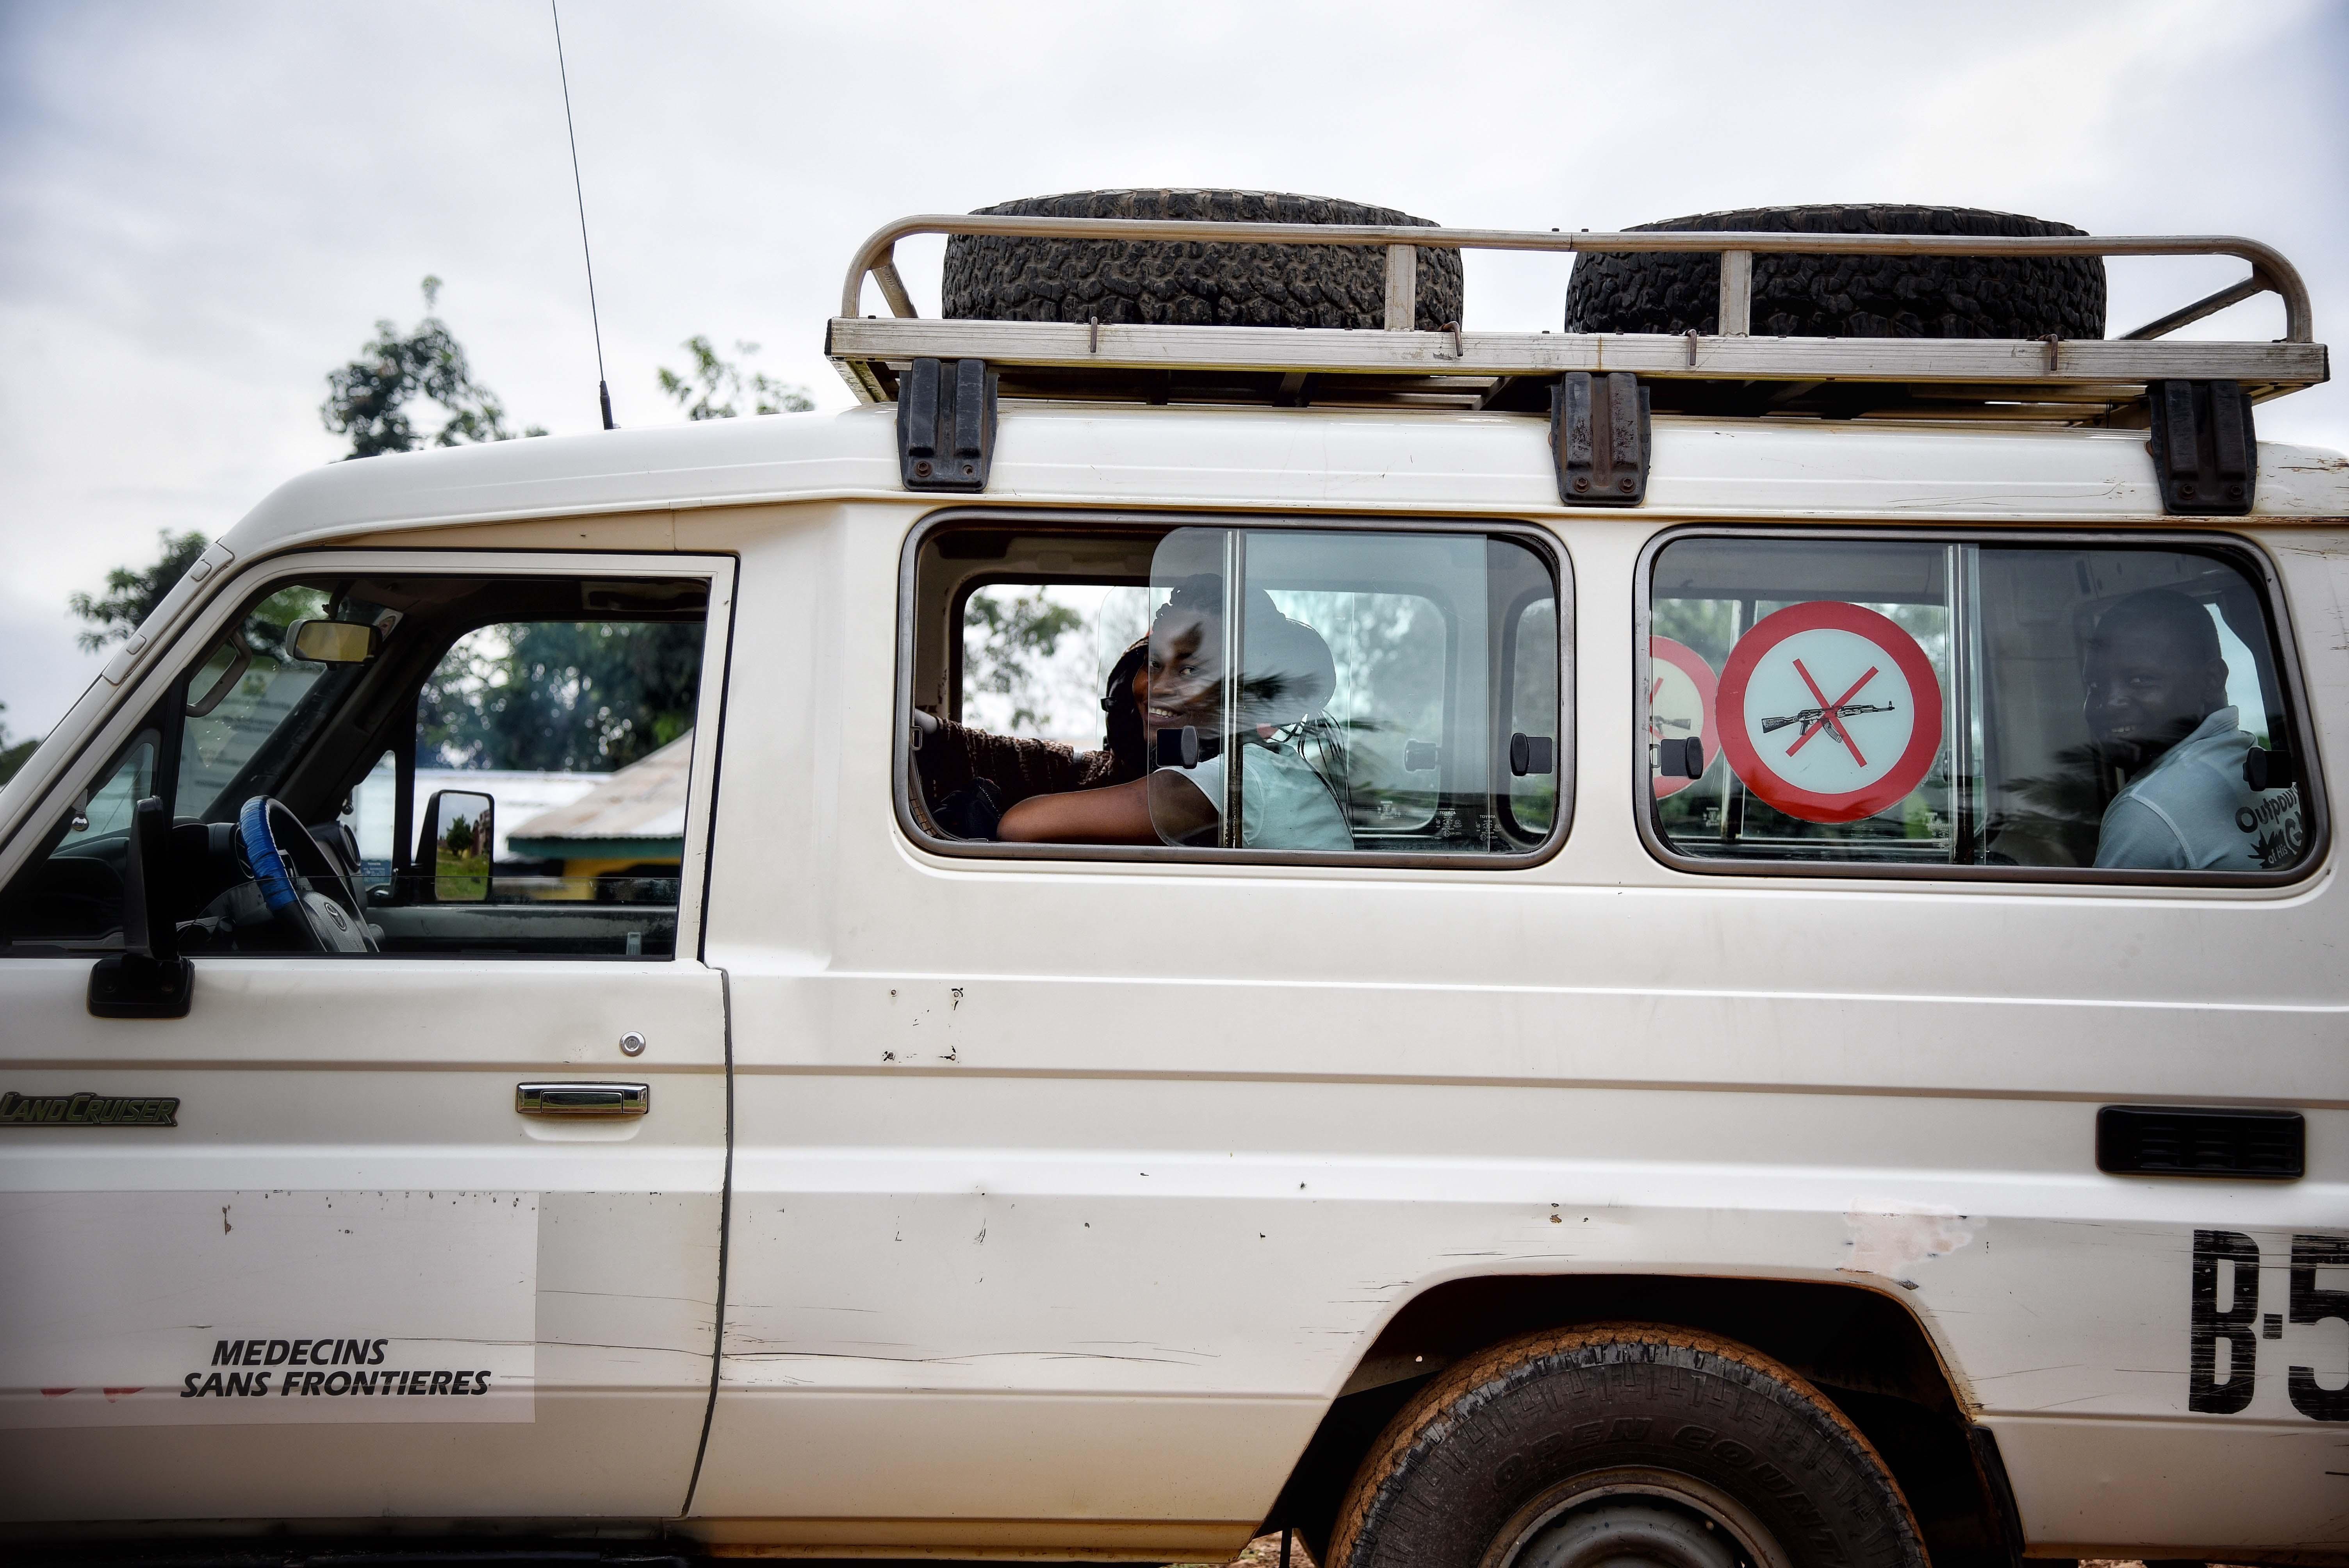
(237, 797, 301, 915)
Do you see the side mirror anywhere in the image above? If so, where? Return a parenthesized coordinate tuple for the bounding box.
(287, 619, 381, 665)
(419, 790, 494, 903)
(88, 796, 193, 1019)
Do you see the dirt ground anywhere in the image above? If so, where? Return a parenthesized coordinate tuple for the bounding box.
(1174, 1534, 1316, 1568)
(1182, 1548, 2196, 1568)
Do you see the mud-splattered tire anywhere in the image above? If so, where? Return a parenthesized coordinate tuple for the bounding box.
(1327, 1324, 1927, 1568)
(941, 188, 1464, 331)
(1563, 203, 2106, 339)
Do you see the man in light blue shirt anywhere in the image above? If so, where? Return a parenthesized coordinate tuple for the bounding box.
(2087, 590, 2304, 871)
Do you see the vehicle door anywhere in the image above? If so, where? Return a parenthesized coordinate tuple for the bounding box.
(0, 549, 734, 1525)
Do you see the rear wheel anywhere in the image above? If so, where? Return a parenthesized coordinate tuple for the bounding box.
(1327, 1325, 1926, 1568)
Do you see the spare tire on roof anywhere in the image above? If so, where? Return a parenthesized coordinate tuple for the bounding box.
(1564, 203, 2107, 340)
(942, 189, 1463, 331)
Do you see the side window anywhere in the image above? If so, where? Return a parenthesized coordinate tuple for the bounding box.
(1645, 536, 2314, 878)
(0, 570, 711, 959)
(418, 617, 703, 923)
(0, 732, 157, 950)
(907, 521, 1565, 859)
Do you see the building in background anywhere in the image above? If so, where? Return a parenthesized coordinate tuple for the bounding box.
(506, 733, 690, 899)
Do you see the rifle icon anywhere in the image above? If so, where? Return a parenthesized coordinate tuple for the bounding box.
(1777, 659, 1886, 766)
(1759, 701, 1894, 735)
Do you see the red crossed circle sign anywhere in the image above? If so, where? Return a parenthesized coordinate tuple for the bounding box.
(1646, 636, 1718, 799)
(1717, 600, 1944, 824)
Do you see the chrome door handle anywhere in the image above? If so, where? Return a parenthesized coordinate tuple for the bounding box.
(516, 1082, 649, 1117)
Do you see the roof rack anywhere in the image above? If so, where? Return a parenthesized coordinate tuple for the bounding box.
(825, 215, 2326, 426)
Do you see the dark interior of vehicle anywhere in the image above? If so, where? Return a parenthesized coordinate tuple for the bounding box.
(0, 572, 708, 959)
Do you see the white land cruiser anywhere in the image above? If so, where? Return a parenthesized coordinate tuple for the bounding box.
(1, 192, 2344, 1568)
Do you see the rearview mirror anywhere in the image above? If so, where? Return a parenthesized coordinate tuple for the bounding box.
(419, 790, 494, 903)
(287, 619, 381, 665)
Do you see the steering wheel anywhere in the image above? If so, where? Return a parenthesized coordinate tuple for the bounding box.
(234, 796, 376, 953)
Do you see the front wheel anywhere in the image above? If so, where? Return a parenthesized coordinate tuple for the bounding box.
(1327, 1324, 1926, 1568)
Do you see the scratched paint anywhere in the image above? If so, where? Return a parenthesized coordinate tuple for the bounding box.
(1841, 1203, 1978, 1285)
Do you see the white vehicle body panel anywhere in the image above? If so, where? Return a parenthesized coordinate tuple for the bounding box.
(1, 409, 2344, 1557)
(2, 553, 738, 1523)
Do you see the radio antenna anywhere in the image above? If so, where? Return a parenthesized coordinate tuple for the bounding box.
(550, 0, 615, 430)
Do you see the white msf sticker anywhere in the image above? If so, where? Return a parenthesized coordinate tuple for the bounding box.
(0, 1190, 536, 1425)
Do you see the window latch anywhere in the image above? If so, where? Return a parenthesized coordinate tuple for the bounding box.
(1654, 737, 1704, 779)
(2245, 745, 2294, 792)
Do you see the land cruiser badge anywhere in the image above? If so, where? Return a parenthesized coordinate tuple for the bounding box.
(0, 1091, 179, 1127)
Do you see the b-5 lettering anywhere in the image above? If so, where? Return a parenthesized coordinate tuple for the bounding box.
(2189, 1229, 2348, 1420)
(2288, 1235, 2349, 1422)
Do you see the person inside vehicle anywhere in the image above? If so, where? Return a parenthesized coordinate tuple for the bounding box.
(918, 579, 1351, 850)
(913, 640, 1151, 839)
(2085, 588, 2303, 870)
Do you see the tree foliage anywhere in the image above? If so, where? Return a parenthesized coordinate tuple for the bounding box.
(69, 528, 210, 652)
(656, 336, 814, 420)
(962, 589, 1084, 733)
(0, 705, 36, 787)
(321, 277, 545, 458)
(419, 620, 702, 773)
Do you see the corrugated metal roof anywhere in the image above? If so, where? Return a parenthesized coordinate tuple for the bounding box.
(508, 734, 691, 849)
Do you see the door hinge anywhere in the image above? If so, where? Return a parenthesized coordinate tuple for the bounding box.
(2146, 378, 2256, 516)
(898, 357, 998, 493)
(1551, 371, 1650, 507)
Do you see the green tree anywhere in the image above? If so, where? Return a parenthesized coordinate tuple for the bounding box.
(322, 276, 546, 458)
(656, 336, 814, 420)
(69, 528, 209, 652)
(419, 620, 702, 773)
(0, 704, 37, 787)
(963, 589, 1083, 732)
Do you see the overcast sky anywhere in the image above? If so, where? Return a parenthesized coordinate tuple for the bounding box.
(2, 0, 2344, 738)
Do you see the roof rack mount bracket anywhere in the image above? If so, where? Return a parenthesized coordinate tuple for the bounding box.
(1551, 371, 1651, 507)
(898, 357, 998, 493)
(2147, 378, 2256, 516)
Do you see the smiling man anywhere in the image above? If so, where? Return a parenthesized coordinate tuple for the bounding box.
(2084, 588, 2304, 870)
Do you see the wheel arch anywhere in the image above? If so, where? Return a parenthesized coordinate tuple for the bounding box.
(1264, 1273, 2019, 1568)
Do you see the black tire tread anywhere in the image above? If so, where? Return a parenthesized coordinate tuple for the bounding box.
(1328, 1322, 1925, 1568)
(1564, 203, 2105, 340)
(942, 188, 1464, 332)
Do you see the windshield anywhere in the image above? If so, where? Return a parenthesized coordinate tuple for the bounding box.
(175, 581, 381, 822)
